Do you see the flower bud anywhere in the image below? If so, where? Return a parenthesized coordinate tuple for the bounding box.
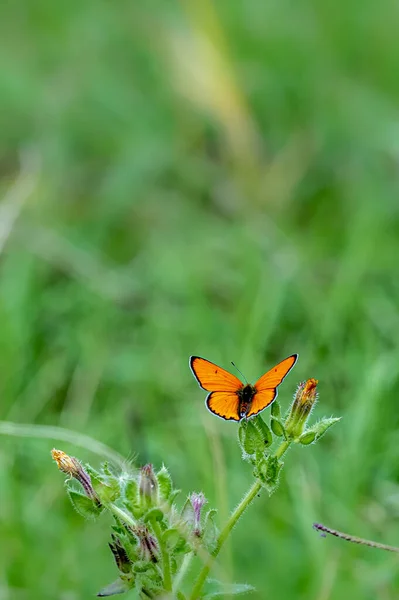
(132, 524, 158, 563)
(52, 449, 101, 506)
(139, 464, 158, 504)
(284, 378, 318, 440)
(108, 534, 132, 574)
(189, 492, 207, 536)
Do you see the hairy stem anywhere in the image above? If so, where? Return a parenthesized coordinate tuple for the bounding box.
(313, 523, 399, 553)
(173, 551, 194, 594)
(152, 520, 172, 592)
(189, 439, 291, 600)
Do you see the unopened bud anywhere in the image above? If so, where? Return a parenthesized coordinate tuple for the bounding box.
(139, 464, 158, 503)
(132, 524, 158, 563)
(285, 379, 318, 439)
(52, 449, 101, 505)
(108, 535, 132, 574)
(189, 492, 207, 536)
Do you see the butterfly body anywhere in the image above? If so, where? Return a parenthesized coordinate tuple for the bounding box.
(190, 354, 298, 421)
(237, 384, 256, 419)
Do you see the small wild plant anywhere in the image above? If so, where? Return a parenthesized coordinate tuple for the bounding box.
(52, 357, 340, 599)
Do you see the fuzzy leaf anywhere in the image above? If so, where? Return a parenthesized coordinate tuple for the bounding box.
(253, 416, 273, 447)
(157, 466, 173, 501)
(169, 489, 181, 503)
(270, 418, 285, 438)
(162, 528, 188, 553)
(67, 489, 103, 519)
(181, 496, 195, 526)
(271, 400, 281, 418)
(243, 420, 264, 455)
(97, 578, 131, 596)
(124, 479, 142, 517)
(298, 431, 316, 445)
(143, 507, 164, 523)
(204, 579, 255, 598)
(203, 508, 219, 552)
(310, 417, 341, 440)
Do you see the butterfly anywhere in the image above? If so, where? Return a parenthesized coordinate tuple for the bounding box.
(190, 354, 298, 421)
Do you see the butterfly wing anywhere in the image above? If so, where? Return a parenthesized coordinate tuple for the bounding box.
(246, 354, 298, 418)
(206, 391, 241, 421)
(190, 356, 242, 392)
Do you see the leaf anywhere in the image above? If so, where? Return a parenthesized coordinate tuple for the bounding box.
(271, 400, 281, 418)
(253, 416, 273, 447)
(181, 496, 195, 526)
(163, 527, 189, 554)
(123, 479, 142, 518)
(242, 420, 264, 455)
(67, 490, 103, 519)
(143, 507, 164, 523)
(202, 508, 219, 552)
(204, 578, 255, 598)
(169, 489, 181, 503)
(311, 417, 341, 440)
(97, 578, 131, 596)
(270, 418, 285, 438)
(298, 430, 316, 445)
(257, 455, 283, 494)
(157, 465, 173, 501)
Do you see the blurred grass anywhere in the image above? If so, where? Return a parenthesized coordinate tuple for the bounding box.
(1, 0, 399, 598)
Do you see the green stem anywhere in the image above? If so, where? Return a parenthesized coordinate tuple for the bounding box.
(109, 503, 137, 528)
(173, 551, 194, 594)
(189, 439, 291, 600)
(152, 520, 172, 592)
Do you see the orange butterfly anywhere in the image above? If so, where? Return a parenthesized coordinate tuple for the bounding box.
(190, 354, 298, 421)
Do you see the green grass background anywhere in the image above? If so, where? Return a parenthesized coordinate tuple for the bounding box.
(1, 0, 399, 598)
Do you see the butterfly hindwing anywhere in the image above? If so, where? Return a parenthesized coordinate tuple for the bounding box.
(206, 391, 240, 421)
(245, 389, 276, 418)
(190, 356, 242, 392)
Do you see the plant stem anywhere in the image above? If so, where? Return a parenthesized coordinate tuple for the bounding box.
(152, 520, 172, 592)
(313, 523, 399, 553)
(189, 439, 291, 600)
(173, 551, 194, 594)
(109, 503, 137, 528)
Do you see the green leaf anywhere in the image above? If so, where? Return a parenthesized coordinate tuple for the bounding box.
(270, 418, 285, 438)
(101, 462, 113, 477)
(181, 496, 195, 526)
(123, 479, 141, 517)
(97, 577, 131, 596)
(204, 578, 255, 598)
(203, 508, 219, 553)
(242, 420, 264, 455)
(271, 400, 281, 418)
(169, 489, 181, 503)
(143, 507, 164, 523)
(310, 417, 341, 440)
(68, 490, 103, 519)
(257, 455, 283, 494)
(162, 528, 188, 553)
(298, 431, 316, 445)
(157, 465, 173, 501)
(253, 416, 273, 447)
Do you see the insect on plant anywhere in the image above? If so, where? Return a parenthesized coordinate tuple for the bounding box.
(52, 353, 341, 599)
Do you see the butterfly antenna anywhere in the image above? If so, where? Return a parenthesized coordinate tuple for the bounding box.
(231, 361, 248, 383)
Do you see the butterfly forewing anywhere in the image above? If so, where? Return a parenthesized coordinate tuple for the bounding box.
(190, 356, 243, 392)
(254, 354, 298, 391)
